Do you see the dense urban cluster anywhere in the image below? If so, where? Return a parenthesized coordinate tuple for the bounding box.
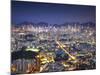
(11, 22, 96, 74)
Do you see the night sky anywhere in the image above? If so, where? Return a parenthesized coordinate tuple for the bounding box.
(11, 1, 96, 25)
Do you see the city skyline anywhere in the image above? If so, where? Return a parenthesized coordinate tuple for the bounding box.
(11, 1, 96, 74)
(11, 1, 96, 25)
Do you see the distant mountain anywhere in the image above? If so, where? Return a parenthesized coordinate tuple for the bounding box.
(12, 21, 96, 27)
(81, 22, 96, 27)
(36, 22, 48, 27)
(61, 22, 80, 26)
(18, 21, 35, 25)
